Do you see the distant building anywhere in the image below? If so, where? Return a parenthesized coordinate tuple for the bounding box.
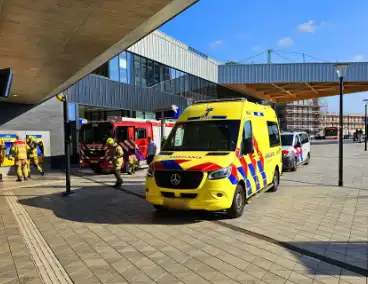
(320, 113, 366, 135)
(276, 99, 321, 134)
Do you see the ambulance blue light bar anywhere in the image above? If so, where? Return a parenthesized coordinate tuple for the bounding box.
(79, 118, 88, 125)
(193, 98, 248, 105)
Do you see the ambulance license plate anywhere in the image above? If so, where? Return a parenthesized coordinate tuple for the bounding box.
(163, 198, 188, 209)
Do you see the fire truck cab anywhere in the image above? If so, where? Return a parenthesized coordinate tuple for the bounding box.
(79, 117, 175, 173)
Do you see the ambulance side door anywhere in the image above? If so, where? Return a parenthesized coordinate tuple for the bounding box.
(266, 121, 281, 177)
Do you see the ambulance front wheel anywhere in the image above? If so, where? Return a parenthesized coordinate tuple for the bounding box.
(270, 167, 280, 192)
(153, 205, 168, 212)
(227, 184, 245, 218)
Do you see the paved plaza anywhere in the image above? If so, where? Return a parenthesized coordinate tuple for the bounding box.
(0, 142, 367, 284)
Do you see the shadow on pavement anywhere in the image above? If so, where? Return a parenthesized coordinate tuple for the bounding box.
(17, 184, 229, 226)
(15, 183, 368, 277)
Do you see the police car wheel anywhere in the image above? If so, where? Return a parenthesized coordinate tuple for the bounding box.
(291, 157, 297, 172)
(305, 153, 310, 165)
(270, 168, 280, 192)
(227, 184, 245, 218)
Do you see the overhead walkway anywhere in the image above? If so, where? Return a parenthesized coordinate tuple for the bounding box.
(0, 0, 197, 104)
(218, 62, 368, 102)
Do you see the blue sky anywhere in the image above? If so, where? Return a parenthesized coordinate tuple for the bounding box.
(160, 0, 368, 114)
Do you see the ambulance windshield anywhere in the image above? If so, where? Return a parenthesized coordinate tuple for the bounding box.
(163, 120, 240, 152)
(80, 123, 113, 144)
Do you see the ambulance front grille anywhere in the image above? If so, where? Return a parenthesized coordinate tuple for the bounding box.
(154, 170, 203, 189)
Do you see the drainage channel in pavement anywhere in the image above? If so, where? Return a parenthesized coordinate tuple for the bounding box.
(73, 172, 368, 278)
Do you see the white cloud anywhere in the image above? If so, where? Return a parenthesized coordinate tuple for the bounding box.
(277, 37, 294, 47)
(353, 55, 364, 61)
(209, 40, 224, 48)
(298, 20, 317, 33)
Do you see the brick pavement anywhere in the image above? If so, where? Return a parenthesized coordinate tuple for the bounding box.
(0, 142, 367, 284)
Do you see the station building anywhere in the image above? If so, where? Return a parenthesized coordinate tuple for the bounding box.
(0, 30, 258, 168)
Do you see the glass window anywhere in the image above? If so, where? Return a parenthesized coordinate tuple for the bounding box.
(163, 66, 170, 82)
(163, 120, 241, 152)
(281, 134, 294, 146)
(119, 52, 128, 83)
(126, 52, 132, 84)
(184, 73, 189, 96)
(145, 112, 155, 119)
(116, 126, 129, 142)
(106, 110, 121, 117)
(175, 71, 182, 95)
(135, 128, 147, 139)
(202, 80, 208, 97)
(163, 66, 171, 92)
(141, 57, 147, 87)
(179, 73, 185, 96)
(147, 60, 154, 87)
(68, 103, 77, 121)
(154, 62, 161, 85)
(80, 122, 113, 143)
(135, 111, 144, 119)
(133, 55, 141, 86)
(108, 56, 119, 81)
(242, 121, 253, 155)
(267, 121, 280, 147)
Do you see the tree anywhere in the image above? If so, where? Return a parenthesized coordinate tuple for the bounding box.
(225, 61, 238, 65)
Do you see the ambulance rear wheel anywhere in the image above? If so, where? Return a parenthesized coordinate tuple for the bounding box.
(227, 184, 245, 218)
(270, 168, 280, 192)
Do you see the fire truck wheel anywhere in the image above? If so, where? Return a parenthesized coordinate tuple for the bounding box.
(92, 168, 102, 174)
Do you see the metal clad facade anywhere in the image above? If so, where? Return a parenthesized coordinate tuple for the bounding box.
(128, 30, 220, 83)
(67, 75, 188, 111)
(218, 62, 368, 84)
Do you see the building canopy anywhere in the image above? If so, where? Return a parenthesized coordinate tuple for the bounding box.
(219, 62, 368, 103)
(0, 0, 197, 104)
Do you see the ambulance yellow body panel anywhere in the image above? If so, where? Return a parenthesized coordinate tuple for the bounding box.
(145, 98, 282, 218)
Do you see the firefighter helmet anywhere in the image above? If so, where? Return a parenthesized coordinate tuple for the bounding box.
(106, 138, 114, 146)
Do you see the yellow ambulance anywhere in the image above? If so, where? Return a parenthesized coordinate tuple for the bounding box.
(145, 98, 282, 218)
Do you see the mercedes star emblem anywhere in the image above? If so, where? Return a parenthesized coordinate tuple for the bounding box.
(170, 174, 181, 186)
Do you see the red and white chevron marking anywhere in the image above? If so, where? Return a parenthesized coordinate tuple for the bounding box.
(120, 140, 136, 152)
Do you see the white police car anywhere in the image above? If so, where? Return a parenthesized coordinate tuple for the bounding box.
(281, 132, 311, 171)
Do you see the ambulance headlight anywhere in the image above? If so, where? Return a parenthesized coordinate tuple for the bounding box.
(208, 166, 232, 180)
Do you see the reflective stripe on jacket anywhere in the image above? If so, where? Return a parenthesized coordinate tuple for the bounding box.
(12, 140, 27, 160)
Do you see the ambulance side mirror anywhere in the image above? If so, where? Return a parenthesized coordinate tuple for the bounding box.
(241, 138, 254, 155)
(295, 142, 302, 148)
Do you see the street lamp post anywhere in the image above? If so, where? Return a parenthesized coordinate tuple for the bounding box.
(335, 64, 349, 187)
(57, 93, 72, 196)
(364, 99, 368, 151)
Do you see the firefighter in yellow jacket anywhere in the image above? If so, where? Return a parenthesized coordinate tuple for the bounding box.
(9, 136, 29, 182)
(26, 137, 44, 178)
(0, 138, 5, 182)
(106, 138, 123, 187)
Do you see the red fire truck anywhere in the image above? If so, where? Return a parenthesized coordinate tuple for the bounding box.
(79, 117, 175, 173)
